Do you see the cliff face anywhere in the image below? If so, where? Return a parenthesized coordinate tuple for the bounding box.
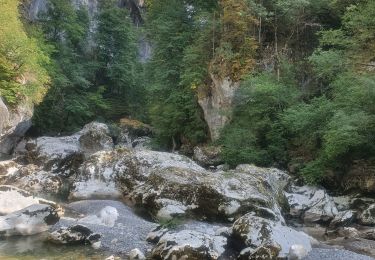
(198, 75, 239, 141)
(0, 98, 33, 156)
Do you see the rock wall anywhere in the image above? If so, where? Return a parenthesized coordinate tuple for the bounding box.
(198, 74, 240, 140)
(0, 98, 33, 156)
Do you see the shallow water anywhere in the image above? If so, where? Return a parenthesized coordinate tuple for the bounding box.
(0, 233, 108, 260)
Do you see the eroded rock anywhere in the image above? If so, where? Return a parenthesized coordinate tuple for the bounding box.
(359, 204, 375, 226)
(48, 224, 100, 245)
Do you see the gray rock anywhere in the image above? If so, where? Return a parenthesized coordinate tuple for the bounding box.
(0, 204, 59, 237)
(232, 214, 313, 259)
(285, 185, 338, 223)
(359, 204, 375, 226)
(48, 224, 100, 245)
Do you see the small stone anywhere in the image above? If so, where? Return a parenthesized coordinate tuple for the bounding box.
(289, 244, 308, 260)
(91, 241, 101, 249)
(128, 248, 146, 260)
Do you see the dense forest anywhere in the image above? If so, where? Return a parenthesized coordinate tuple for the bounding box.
(1, 0, 374, 187)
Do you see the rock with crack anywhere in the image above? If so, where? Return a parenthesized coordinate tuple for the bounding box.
(0, 185, 58, 215)
(359, 204, 375, 226)
(48, 224, 100, 245)
(232, 213, 313, 259)
(0, 204, 59, 237)
(285, 185, 338, 223)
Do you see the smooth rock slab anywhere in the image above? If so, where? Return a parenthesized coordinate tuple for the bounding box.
(0, 204, 59, 237)
(0, 185, 57, 215)
(53, 200, 157, 255)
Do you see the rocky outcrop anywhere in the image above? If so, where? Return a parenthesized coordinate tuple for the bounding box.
(0, 98, 33, 156)
(0, 204, 59, 237)
(198, 75, 240, 140)
(78, 122, 114, 155)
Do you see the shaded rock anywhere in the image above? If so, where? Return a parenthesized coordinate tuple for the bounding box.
(0, 204, 59, 237)
(193, 145, 222, 167)
(232, 214, 313, 259)
(0, 98, 33, 156)
(0, 185, 57, 215)
(116, 118, 152, 149)
(337, 227, 360, 238)
(48, 224, 100, 245)
(79, 122, 114, 155)
(329, 210, 357, 228)
(285, 185, 338, 223)
(359, 204, 375, 226)
(54, 200, 157, 255)
(360, 229, 375, 240)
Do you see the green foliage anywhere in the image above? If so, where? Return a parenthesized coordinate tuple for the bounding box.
(146, 0, 208, 149)
(0, 0, 50, 106)
(220, 73, 299, 167)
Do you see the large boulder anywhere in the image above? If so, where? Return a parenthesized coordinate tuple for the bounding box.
(0, 98, 33, 156)
(285, 185, 338, 223)
(130, 164, 289, 222)
(116, 118, 152, 149)
(0, 204, 59, 236)
(232, 213, 313, 259)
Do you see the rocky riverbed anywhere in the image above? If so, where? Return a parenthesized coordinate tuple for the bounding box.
(1, 122, 375, 259)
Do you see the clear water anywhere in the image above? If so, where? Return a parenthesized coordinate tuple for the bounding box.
(0, 233, 109, 260)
